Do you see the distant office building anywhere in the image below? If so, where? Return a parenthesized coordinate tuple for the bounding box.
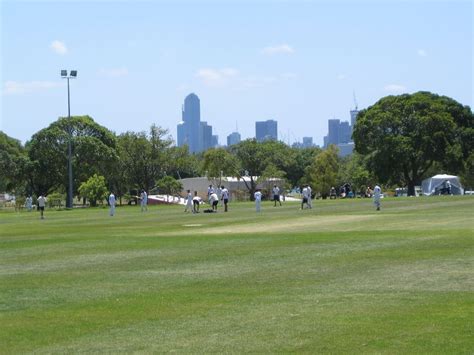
(350, 109, 359, 127)
(302, 137, 313, 148)
(256, 119, 278, 142)
(327, 119, 340, 146)
(323, 136, 328, 148)
(211, 135, 219, 148)
(337, 142, 354, 157)
(227, 131, 241, 146)
(200, 122, 213, 151)
(177, 93, 215, 153)
(323, 106, 359, 150)
(339, 121, 351, 143)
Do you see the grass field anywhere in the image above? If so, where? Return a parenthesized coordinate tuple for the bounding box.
(1, 196, 473, 353)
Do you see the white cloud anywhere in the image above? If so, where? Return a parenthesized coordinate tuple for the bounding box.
(261, 44, 294, 55)
(3, 81, 62, 95)
(98, 67, 129, 78)
(195, 68, 238, 87)
(50, 40, 67, 55)
(417, 49, 428, 57)
(337, 74, 346, 80)
(384, 84, 407, 93)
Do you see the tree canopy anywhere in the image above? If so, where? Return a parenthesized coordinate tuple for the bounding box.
(0, 131, 28, 193)
(26, 116, 117, 196)
(353, 91, 474, 195)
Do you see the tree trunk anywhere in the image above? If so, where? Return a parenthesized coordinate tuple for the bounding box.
(407, 180, 416, 196)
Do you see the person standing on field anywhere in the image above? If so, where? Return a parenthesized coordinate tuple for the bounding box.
(26, 195, 33, 211)
(272, 185, 281, 207)
(301, 185, 311, 209)
(207, 184, 214, 203)
(254, 189, 262, 212)
(184, 189, 193, 212)
(307, 185, 313, 209)
(109, 192, 116, 216)
(373, 184, 382, 211)
(140, 190, 148, 212)
(221, 185, 229, 212)
(37, 194, 46, 219)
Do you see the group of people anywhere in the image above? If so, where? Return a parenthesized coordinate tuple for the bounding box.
(30, 182, 383, 219)
(23, 194, 47, 219)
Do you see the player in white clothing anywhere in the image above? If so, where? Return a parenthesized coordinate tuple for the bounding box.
(254, 189, 262, 212)
(373, 184, 382, 211)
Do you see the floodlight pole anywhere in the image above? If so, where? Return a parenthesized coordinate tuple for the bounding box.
(62, 70, 76, 209)
(67, 76, 73, 209)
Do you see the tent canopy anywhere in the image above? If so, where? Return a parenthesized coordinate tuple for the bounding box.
(421, 174, 464, 196)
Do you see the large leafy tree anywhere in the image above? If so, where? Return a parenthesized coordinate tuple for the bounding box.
(0, 131, 29, 193)
(201, 148, 238, 186)
(117, 125, 173, 192)
(165, 145, 201, 179)
(25, 116, 118, 196)
(285, 146, 321, 188)
(353, 92, 474, 195)
(230, 139, 292, 199)
(338, 153, 373, 195)
(304, 145, 340, 197)
(78, 174, 108, 207)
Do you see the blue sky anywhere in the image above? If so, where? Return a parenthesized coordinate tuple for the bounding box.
(1, 0, 472, 146)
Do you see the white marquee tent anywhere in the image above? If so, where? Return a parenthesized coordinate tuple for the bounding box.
(421, 174, 464, 196)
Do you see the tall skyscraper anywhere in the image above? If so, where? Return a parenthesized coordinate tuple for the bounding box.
(339, 121, 351, 143)
(200, 121, 213, 151)
(256, 119, 278, 142)
(350, 109, 359, 127)
(302, 137, 313, 148)
(227, 131, 241, 146)
(327, 119, 340, 146)
(182, 93, 200, 153)
(177, 93, 215, 153)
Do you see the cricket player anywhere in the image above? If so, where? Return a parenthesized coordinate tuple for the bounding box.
(37, 194, 46, 219)
(109, 192, 116, 216)
(184, 189, 193, 212)
(307, 185, 313, 208)
(272, 185, 281, 207)
(26, 195, 33, 211)
(301, 185, 311, 209)
(254, 189, 262, 212)
(209, 192, 219, 211)
(221, 186, 229, 212)
(373, 184, 382, 211)
(140, 190, 148, 212)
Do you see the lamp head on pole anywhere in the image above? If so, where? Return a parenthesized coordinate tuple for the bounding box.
(61, 70, 78, 78)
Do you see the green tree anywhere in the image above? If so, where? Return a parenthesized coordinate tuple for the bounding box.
(202, 148, 238, 186)
(0, 131, 29, 193)
(230, 139, 293, 199)
(117, 125, 173, 193)
(26, 116, 118, 197)
(338, 153, 373, 195)
(286, 146, 321, 188)
(304, 145, 340, 198)
(165, 145, 201, 179)
(156, 176, 183, 202)
(353, 92, 474, 195)
(78, 174, 109, 207)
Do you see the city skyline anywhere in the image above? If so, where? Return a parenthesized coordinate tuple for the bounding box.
(1, 1, 472, 146)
